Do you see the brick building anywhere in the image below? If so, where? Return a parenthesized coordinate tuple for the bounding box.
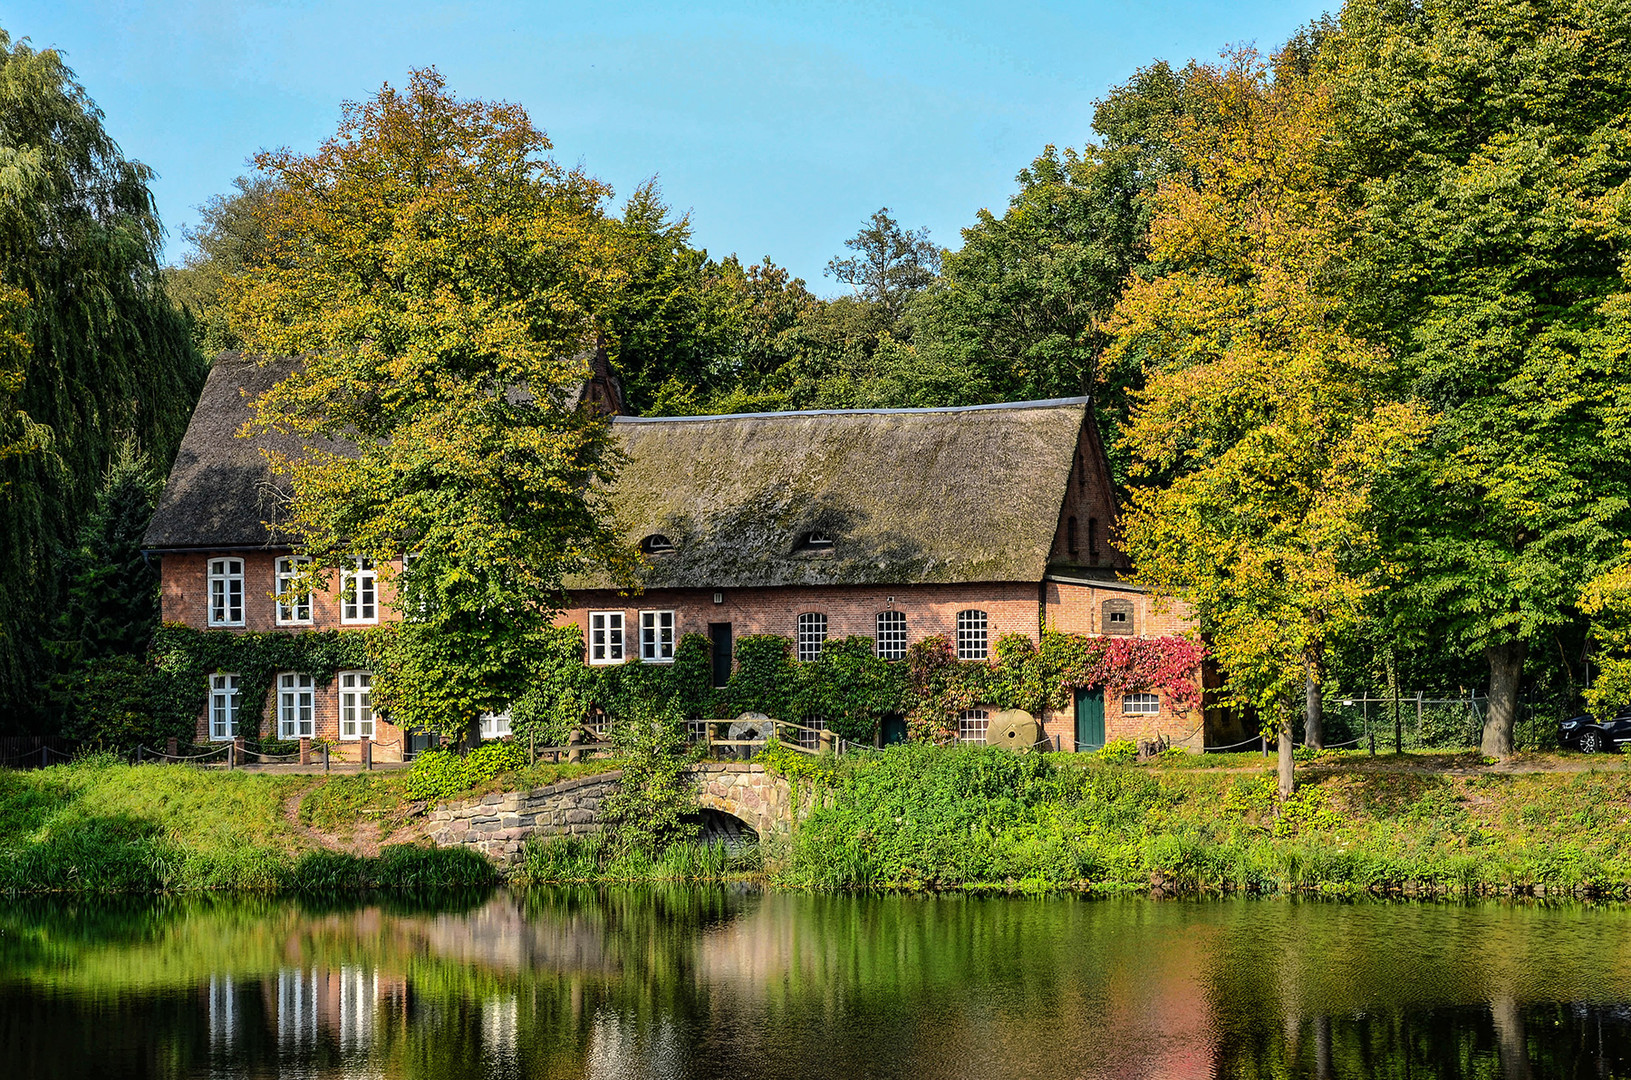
(144, 352, 1213, 752)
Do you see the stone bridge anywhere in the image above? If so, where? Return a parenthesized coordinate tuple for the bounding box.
(424, 762, 797, 865)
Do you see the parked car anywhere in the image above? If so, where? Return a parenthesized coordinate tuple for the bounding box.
(1559, 707, 1631, 753)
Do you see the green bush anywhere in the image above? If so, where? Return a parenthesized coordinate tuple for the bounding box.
(400, 741, 530, 802)
(1098, 739, 1138, 764)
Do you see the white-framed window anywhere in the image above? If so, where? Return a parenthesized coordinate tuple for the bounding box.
(208, 558, 244, 626)
(589, 611, 624, 664)
(340, 557, 377, 624)
(338, 671, 373, 740)
(209, 673, 241, 741)
(956, 609, 988, 660)
(274, 556, 312, 625)
(480, 711, 512, 740)
(958, 708, 990, 744)
(278, 672, 315, 739)
(797, 612, 827, 662)
(875, 610, 908, 660)
(1123, 693, 1160, 715)
(640, 610, 676, 662)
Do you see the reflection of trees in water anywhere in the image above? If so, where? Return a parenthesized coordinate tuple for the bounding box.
(6, 892, 1631, 1078)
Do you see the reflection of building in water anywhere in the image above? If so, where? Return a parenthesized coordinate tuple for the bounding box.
(202, 966, 406, 1062)
(336, 966, 379, 1053)
(481, 994, 520, 1063)
(586, 1008, 686, 1080)
(276, 969, 319, 1049)
(207, 974, 235, 1050)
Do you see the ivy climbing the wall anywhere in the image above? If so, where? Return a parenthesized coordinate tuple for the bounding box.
(502, 624, 1204, 747)
(149, 624, 374, 737)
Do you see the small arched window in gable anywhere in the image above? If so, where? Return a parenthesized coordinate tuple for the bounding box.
(640, 534, 677, 555)
(1066, 516, 1079, 557)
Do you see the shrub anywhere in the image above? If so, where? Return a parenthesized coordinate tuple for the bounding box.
(400, 740, 529, 802)
(1098, 739, 1138, 764)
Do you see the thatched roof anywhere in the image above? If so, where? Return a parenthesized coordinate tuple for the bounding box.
(572, 398, 1089, 589)
(143, 353, 335, 551)
(147, 354, 1092, 587)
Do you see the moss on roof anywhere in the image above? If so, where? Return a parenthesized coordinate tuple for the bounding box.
(567, 399, 1088, 589)
(146, 353, 1089, 588)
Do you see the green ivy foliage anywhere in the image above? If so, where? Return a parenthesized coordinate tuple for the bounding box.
(502, 625, 1203, 747)
(400, 740, 529, 802)
(148, 624, 373, 738)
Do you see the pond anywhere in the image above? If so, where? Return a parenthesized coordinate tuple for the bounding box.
(2, 888, 1629, 1078)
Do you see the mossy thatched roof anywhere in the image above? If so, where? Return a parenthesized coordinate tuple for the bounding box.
(572, 398, 1088, 589)
(146, 353, 1091, 588)
(143, 353, 324, 551)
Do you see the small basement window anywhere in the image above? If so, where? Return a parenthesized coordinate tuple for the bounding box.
(640, 534, 676, 554)
(959, 708, 990, 744)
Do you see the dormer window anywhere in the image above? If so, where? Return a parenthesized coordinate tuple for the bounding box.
(640, 534, 676, 555)
(796, 530, 835, 552)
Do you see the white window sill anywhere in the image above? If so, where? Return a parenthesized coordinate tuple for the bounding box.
(340, 619, 379, 626)
(588, 657, 625, 666)
(208, 621, 245, 629)
(639, 657, 676, 664)
(208, 734, 236, 743)
(276, 619, 315, 628)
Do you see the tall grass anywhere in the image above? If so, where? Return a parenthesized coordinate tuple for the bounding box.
(776, 743, 1631, 896)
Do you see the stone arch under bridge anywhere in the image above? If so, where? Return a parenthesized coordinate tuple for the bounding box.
(424, 763, 797, 866)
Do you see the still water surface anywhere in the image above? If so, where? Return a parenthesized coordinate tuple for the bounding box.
(1, 888, 1629, 1078)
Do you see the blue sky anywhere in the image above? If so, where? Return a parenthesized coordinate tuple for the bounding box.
(4, 1, 1332, 292)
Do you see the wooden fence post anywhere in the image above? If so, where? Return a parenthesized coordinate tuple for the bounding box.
(568, 728, 583, 764)
(362, 740, 372, 771)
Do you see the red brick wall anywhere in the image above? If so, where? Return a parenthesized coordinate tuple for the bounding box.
(160, 551, 401, 631)
(1037, 579, 1203, 751)
(1045, 418, 1129, 572)
(559, 581, 1043, 657)
(158, 551, 1206, 754)
(160, 550, 402, 750)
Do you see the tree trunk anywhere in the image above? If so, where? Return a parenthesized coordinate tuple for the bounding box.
(1277, 711, 1295, 800)
(1304, 654, 1324, 751)
(1480, 640, 1528, 760)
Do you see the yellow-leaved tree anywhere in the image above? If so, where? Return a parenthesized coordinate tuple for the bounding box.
(1108, 48, 1427, 796)
(229, 69, 638, 739)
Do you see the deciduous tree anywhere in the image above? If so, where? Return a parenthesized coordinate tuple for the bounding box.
(1332, 0, 1631, 757)
(0, 31, 204, 725)
(230, 68, 636, 739)
(1111, 50, 1426, 796)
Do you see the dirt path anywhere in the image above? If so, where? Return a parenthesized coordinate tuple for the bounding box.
(281, 789, 390, 857)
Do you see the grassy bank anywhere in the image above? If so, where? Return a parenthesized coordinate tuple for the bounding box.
(775, 744, 1631, 897)
(0, 754, 614, 895)
(12, 745, 1631, 898)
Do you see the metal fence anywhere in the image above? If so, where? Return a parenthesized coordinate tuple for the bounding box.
(1215, 691, 1574, 753)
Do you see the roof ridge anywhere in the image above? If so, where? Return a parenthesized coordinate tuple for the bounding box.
(613, 396, 1091, 424)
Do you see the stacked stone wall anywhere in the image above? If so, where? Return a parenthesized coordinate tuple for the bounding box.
(424, 764, 796, 866)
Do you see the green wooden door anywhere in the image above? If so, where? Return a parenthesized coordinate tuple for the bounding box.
(1075, 688, 1106, 752)
(881, 714, 908, 745)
